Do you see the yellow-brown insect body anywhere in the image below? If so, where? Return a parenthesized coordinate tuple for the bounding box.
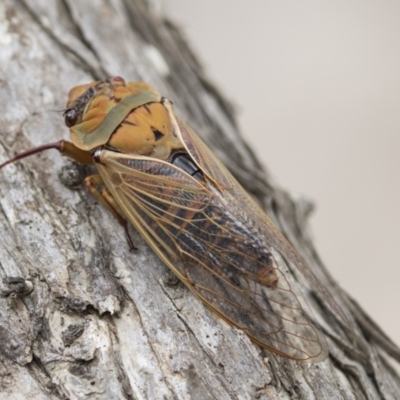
(0, 77, 340, 362)
(66, 77, 185, 163)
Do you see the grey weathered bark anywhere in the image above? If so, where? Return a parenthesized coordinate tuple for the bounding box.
(0, 1, 399, 399)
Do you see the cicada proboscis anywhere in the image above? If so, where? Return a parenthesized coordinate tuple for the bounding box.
(0, 76, 343, 362)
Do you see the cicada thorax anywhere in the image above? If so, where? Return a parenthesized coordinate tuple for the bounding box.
(65, 76, 184, 160)
(106, 102, 185, 160)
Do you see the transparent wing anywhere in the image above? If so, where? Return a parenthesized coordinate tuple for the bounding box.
(96, 145, 329, 362)
(177, 119, 347, 326)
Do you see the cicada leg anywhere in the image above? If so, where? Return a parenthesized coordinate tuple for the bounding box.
(60, 141, 94, 165)
(0, 141, 136, 250)
(84, 175, 136, 251)
(0, 140, 93, 169)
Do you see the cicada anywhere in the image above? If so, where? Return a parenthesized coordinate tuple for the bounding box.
(0, 76, 341, 361)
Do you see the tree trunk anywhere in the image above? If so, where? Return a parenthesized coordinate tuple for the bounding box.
(0, 1, 399, 399)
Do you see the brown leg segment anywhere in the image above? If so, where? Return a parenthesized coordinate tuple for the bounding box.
(0, 140, 93, 170)
(60, 141, 94, 165)
(84, 175, 136, 251)
(0, 141, 135, 250)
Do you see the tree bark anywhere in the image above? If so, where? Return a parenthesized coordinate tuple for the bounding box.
(0, 1, 399, 399)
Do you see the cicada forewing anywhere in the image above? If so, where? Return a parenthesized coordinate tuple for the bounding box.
(93, 118, 330, 362)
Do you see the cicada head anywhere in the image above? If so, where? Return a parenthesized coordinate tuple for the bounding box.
(65, 77, 184, 160)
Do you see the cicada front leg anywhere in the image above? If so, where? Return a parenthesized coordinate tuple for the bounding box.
(0, 140, 93, 170)
(84, 175, 136, 251)
(0, 140, 135, 250)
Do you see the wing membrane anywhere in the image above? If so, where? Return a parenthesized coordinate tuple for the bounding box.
(96, 150, 328, 361)
(177, 120, 347, 327)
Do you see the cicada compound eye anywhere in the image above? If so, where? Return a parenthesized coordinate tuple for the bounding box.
(64, 108, 78, 128)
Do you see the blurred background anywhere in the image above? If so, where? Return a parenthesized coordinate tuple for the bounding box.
(164, 1, 400, 346)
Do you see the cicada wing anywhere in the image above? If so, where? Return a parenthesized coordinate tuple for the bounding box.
(175, 119, 233, 189)
(175, 119, 301, 239)
(96, 151, 328, 361)
(176, 119, 347, 327)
